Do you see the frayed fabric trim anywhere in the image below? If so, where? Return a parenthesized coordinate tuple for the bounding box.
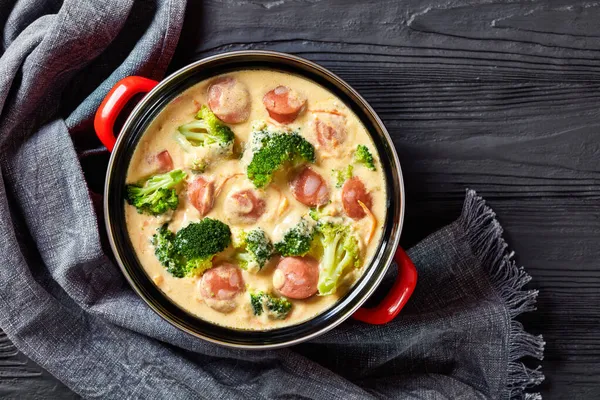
(459, 190, 545, 400)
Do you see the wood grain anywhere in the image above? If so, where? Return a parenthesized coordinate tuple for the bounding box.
(4, 0, 600, 398)
(0, 330, 77, 399)
(171, 1, 600, 398)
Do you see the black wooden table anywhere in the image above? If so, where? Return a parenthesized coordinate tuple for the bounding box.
(2, 1, 599, 398)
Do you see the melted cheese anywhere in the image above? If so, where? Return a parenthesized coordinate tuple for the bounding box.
(125, 70, 387, 330)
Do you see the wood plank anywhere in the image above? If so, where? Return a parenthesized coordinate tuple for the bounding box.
(171, 1, 600, 398)
(0, 330, 77, 399)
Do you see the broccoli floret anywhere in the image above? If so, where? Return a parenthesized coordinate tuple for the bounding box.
(354, 144, 376, 171)
(250, 291, 265, 315)
(308, 206, 334, 223)
(126, 170, 186, 215)
(175, 106, 235, 170)
(177, 106, 234, 148)
(332, 164, 353, 188)
(151, 218, 231, 278)
(315, 222, 361, 296)
(190, 158, 208, 173)
(151, 224, 185, 277)
(274, 218, 315, 257)
(308, 208, 322, 222)
(250, 291, 292, 320)
(265, 296, 292, 320)
(247, 129, 315, 188)
(175, 218, 232, 260)
(233, 228, 274, 272)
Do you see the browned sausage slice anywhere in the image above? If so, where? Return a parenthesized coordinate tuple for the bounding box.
(315, 113, 347, 149)
(289, 167, 329, 207)
(199, 264, 244, 300)
(263, 86, 306, 124)
(224, 189, 266, 224)
(143, 150, 173, 176)
(207, 77, 250, 124)
(155, 150, 173, 172)
(198, 264, 244, 313)
(342, 177, 372, 220)
(188, 176, 215, 216)
(273, 256, 319, 299)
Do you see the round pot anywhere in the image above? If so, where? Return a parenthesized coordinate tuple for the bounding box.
(94, 50, 417, 349)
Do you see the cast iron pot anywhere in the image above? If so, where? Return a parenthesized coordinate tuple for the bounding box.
(94, 50, 417, 349)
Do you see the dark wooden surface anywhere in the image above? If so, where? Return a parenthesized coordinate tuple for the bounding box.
(2, 0, 599, 398)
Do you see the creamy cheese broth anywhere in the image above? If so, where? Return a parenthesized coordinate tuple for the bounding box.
(125, 70, 387, 330)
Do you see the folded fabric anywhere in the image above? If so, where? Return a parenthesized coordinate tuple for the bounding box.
(0, 1, 544, 399)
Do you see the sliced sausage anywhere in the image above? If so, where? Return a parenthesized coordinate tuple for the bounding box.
(290, 167, 329, 207)
(198, 263, 244, 313)
(155, 150, 173, 172)
(314, 113, 347, 149)
(223, 189, 266, 224)
(207, 77, 250, 124)
(341, 177, 372, 220)
(188, 176, 215, 216)
(199, 264, 244, 300)
(142, 150, 174, 176)
(263, 86, 306, 123)
(273, 256, 319, 299)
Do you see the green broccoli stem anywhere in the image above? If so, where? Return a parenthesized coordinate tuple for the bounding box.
(141, 172, 182, 192)
(318, 234, 343, 295)
(338, 248, 356, 275)
(179, 119, 208, 132)
(175, 106, 234, 154)
(178, 120, 219, 145)
(174, 133, 195, 153)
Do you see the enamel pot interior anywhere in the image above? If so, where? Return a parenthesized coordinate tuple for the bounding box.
(105, 51, 405, 349)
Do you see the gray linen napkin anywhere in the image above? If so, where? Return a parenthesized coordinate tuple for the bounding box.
(0, 1, 544, 399)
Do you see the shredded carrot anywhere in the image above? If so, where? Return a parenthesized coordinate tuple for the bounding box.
(358, 200, 376, 245)
(278, 195, 289, 217)
(268, 185, 288, 219)
(309, 109, 346, 116)
(152, 275, 164, 286)
(193, 99, 202, 113)
(215, 173, 244, 197)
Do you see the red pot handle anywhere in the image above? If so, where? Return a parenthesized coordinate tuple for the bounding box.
(94, 76, 159, 152)
(353, 247, 417, 324)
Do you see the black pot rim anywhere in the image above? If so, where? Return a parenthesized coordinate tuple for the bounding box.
(104, 50, 405, 349)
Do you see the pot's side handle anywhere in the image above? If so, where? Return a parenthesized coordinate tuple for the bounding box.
(353, 247, 418, 324)
(94, 76, 159, 152)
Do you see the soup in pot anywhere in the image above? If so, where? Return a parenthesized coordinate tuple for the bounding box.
(124, 70, 387, 330)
